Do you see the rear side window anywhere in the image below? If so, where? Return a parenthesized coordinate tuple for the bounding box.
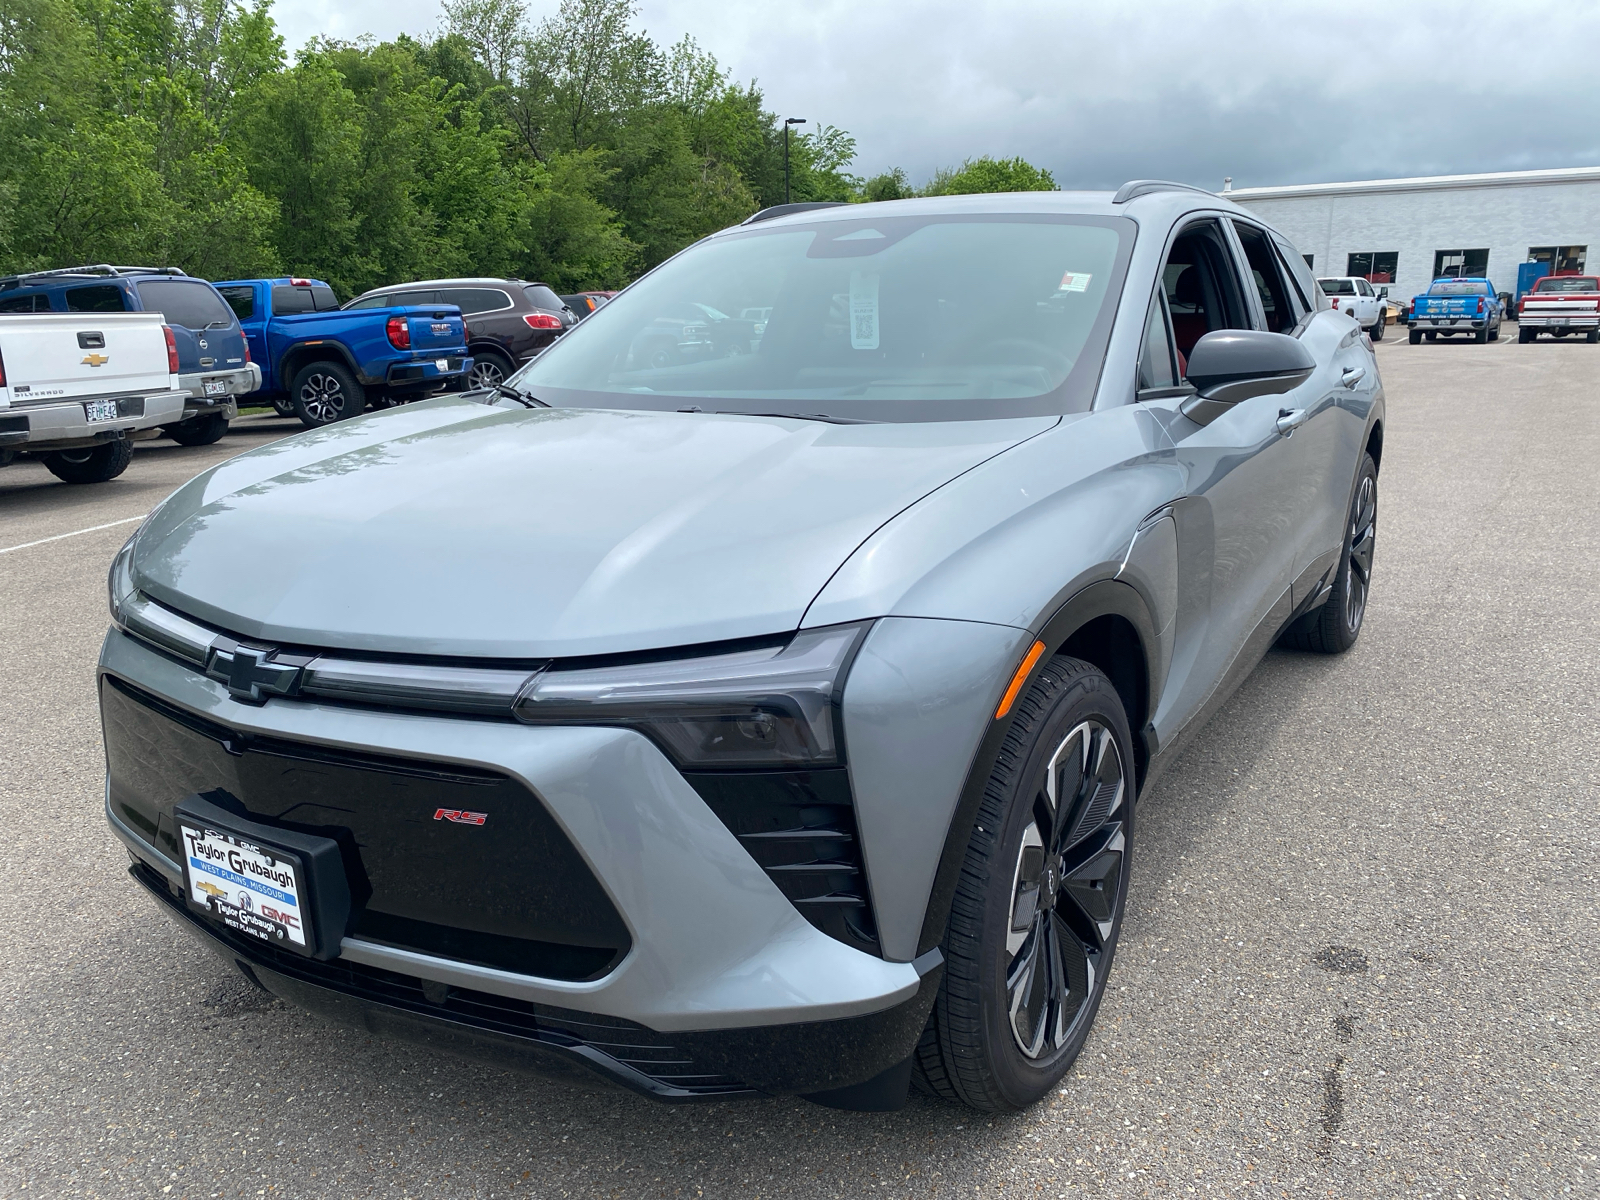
(1233, 222, 1297, 333)
(524, 284, 565, 312)
(217, 286, 255, 319)
(441, 287, 513, 314)
(1271, 233, 1322, 311)
(138, 279, 235, 329)
(0, 292, 49, 312)
(66, 285, 127, 312)
(343, 293, 391, 310)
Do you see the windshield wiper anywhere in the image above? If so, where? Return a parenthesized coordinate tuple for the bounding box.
(717, 411, 875, 425)
(492, 383, 547, 408)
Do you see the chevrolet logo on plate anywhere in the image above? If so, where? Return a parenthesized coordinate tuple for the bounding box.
(82, 353, 110, 367)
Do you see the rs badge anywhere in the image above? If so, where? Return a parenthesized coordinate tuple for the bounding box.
(434, 809, 487, 825)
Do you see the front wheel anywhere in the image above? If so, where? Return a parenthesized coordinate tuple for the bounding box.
(914, 657, 1134, 1111)
(41, 438, 134, 484)
(290, 361, 365, 428)
(1368, 315, 1384, 341)
(1281, 452, 1377, 654)
(465, 351, 513, 392)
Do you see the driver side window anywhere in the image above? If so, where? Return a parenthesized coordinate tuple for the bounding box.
(1160, 220, 1251, 375)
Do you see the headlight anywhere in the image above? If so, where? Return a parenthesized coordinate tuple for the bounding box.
(107, 533, 137, 626)
(513, 623, 869, 768)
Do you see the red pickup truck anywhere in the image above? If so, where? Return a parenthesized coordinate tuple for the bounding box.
(1518, 275, 1600, 343)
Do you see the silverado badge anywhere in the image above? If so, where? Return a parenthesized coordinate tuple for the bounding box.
(81, 353, 110, 367)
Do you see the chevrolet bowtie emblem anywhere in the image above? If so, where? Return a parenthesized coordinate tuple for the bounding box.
(82, 353, 110, 367)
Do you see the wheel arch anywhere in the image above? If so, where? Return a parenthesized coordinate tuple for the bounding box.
(277, 342, 361, 390)
(913, 578, 1159, 957)
(1364, 418, 1384, 474)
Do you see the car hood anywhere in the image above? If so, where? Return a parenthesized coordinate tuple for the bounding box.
(134, 399, 1055, 658)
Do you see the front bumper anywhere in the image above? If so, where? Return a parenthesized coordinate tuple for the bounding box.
(99, 627, 932, 1095)
(0, 390, 186, 451)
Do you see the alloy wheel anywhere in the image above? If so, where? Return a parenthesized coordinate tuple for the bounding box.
(299, 373, 346, 423)
(1005, 719, 1128, 1060)
(1345, 474, 1376, 634)
(467, 360, 505, 390)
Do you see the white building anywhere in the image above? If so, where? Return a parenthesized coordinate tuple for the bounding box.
(1222, 166, 1600, 302)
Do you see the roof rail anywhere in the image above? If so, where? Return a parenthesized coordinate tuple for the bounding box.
(0, 264, 187, 288)
(1111, 180, 1217, 204)
(742, 201, 849, 225)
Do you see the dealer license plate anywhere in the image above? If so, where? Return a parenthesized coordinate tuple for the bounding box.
(178, 821, 309, 950)
(84, 400, 118, 422)
(203, 379, 228, 396)
(435, 358, 449, 371)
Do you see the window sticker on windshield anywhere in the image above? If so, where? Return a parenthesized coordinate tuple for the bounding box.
(1058, 271, 1092, 293)
(850, 271, 880, 350)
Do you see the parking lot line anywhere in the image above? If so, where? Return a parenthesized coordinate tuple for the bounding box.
(0, 513, 146, 555)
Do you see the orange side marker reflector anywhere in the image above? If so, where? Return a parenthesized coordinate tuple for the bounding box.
(995, 640, 1046, 720)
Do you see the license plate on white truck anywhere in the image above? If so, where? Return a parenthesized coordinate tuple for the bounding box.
(203, 379, 228, 396)
(84, 400, 119, 422)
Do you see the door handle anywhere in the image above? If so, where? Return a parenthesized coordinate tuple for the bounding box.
(1341, 366, 1366, 389)
(1276, 407, 1309, 436)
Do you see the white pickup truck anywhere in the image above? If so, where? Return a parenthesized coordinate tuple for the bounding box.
(0, 313, 185, 483)
(1517, 275, 1600, 343)
(1316, 277, 1391, 340)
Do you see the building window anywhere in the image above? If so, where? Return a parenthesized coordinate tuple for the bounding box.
(1528, 245, 1588, 276)
(1434, 249, 1488, 279)
(1347, 251, 1398, 283)
(1303, 253, 1314, 270)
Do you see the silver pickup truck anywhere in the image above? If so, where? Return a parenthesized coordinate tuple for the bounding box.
(0, 313, 185, 483)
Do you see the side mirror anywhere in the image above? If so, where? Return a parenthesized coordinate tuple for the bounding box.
(1378, 287, 1389, 298)
(1180, 330, 1316, 426)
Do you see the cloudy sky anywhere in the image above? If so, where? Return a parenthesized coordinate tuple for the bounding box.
(268, 0, 1600, 190)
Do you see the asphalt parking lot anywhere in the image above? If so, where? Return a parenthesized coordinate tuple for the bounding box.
(1, 333, 1594, 1199)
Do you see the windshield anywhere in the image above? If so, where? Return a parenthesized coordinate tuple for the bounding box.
(1318, 278, 1356, 295)
(510, 214, 1132, 422)
(1533, 276, 1599, 293)
(1430, 281, 1489, 295)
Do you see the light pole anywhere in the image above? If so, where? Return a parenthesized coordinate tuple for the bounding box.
(783, 117, 807, 204)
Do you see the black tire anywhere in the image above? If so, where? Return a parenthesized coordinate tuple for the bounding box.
(1519, 327, 1534, 344)
(465, 350, 514, 391)
(1488, 319, 1500, 343)
(1425, 331, 1437, 342)
(1588, 329, 1599, 344)
(166, 411, 229, 446)
(913, 656, 1134, 1112)
(1280, 452, 1377, 655)
(290, 361, 365, 428)
(41, 437, 134, 484)
(1408, 329, 1422, 345)
(1368, 315, 1384, 342)
(1475, 323, 1489, 344)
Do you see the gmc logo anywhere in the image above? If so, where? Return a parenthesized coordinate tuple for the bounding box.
(434, 809, 487, 825)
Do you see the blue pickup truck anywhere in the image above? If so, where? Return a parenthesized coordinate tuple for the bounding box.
(1406, 277, 1505, 345)
(213, 277, 472, 427)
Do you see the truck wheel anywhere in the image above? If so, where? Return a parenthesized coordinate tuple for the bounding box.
(1518, 327, 1534, 344)
(1488, 319, 1500, 343)
(166, 412, 229, 446)
(1425, 332, 1437, 342)
(1589, 330, 1599, 344)
(1408, 329, 1422, 345)
(1475, 323, 1489, 344)
(291, 362, 365, 428)
(41, 438, 134, 484)
(1368, 316, 1384, 342)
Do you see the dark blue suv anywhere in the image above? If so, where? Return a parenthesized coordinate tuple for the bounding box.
(0, 266, 260, 444)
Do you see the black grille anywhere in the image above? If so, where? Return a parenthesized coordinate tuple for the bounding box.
(135, 863, 750, 1097)
(684, 769, 880, 955)
(102, 675, 630, 981)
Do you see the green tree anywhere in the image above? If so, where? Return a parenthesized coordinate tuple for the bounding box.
(922, 155, 1057, 196)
